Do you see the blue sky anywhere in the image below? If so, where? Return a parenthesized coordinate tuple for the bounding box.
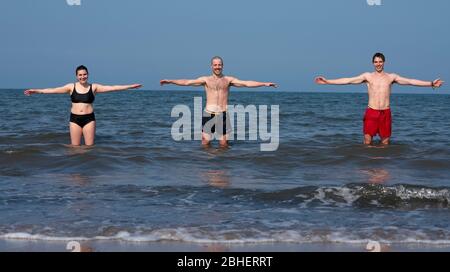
(1, 0, 449, 93)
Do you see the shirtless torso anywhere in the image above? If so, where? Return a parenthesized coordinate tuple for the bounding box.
(200, 75, 237, 113)
(365, 72, 394, 110)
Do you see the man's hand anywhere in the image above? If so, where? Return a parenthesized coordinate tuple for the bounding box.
(130, 84, 142, 89)
(432, 78, 444, 89)
(24, 89, 38, 96)
(315, 76, 328, 85)
(160, 79, 171, 86)
(266, 82, 278, 88)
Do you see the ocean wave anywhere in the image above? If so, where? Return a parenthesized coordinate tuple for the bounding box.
(1, 183, 448, 209)
(254, 183, 450, 208)
(3, 227, 450, 245)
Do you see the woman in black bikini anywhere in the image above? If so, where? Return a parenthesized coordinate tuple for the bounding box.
(24, 65, 142, 146)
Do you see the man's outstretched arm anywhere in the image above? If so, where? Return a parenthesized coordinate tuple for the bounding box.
(393, 74, 444, 89)
(229, 77, 277, 88)
(315, 73, 368, 85)
(160, 77, 206, 87)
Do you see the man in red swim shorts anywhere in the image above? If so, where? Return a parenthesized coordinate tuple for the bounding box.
(315, 52, 443, 145)
(363, 107, 391, 140)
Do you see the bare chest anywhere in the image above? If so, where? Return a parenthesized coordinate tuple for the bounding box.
(367, 76, 393, 92)
(205, 78, 230, 92)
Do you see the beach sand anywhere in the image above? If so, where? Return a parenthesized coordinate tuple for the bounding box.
(1, 239, 450, 252)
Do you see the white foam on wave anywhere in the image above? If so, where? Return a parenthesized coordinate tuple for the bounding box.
(3, 228, 450, 245)
(292, 184, 450, 207)
(396, 185, 450, 201)
(1, 232, 89, 241)
(304, 186, 360, 207)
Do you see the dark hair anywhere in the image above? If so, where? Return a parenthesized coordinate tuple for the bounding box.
(211, 56, 223, 65)
(75, 65, 89, 75)
(372, 52, 385, 63)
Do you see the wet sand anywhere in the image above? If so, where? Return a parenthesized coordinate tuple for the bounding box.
(1, 239, 450, 252)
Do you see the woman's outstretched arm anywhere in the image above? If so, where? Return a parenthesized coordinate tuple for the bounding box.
(24, 84, 72, 95)
(94, 84, 142, 93)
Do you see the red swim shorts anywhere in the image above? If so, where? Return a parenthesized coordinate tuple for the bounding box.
(363, 108, 392, 138)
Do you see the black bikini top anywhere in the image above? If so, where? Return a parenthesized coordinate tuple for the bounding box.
(71, 84, 95, 104)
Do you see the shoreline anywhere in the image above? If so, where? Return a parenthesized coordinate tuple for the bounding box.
(2, 239, 450, 252)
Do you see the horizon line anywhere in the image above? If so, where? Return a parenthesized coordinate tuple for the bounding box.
(1, 88, 449, 95)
